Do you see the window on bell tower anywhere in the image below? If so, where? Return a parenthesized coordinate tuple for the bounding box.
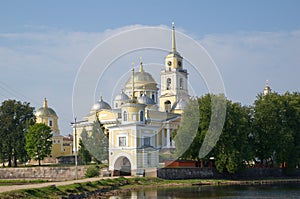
(180, 78, 183, 89)
(167, 78, 171, 90)
(140, 110, 144, 122)
(123, 111, 127, 121)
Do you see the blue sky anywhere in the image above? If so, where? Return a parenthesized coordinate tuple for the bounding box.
(1, 0, 300, 134)
(2, 1, 300, 33)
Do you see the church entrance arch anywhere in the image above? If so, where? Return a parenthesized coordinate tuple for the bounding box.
(113, 156, 131, 176)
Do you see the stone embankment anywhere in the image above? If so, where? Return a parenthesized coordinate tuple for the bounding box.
(0, 166, 89, 181)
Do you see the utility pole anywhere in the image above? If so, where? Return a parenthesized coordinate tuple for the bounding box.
(72, 117, 78, 180)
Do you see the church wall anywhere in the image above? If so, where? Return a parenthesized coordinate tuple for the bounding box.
(51, 140, 63, 158)
(63, 144, 72, 156)
(160, 96, 176, 108)
(36, 116, 59, 134)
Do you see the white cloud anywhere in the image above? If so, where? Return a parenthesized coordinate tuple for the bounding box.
(201, 30, 300, 104)
(1, 25, 299, 134)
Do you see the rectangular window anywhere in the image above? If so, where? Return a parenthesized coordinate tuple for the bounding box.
(49, 119, 53, 127)
(144, 137, 151, 146)
(132, 114, 136, 121)
(119, 136, 127, 147)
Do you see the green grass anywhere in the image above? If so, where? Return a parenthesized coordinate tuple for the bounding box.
(0, 177, 131, 198)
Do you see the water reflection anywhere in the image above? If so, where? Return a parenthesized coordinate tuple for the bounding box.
(109, 183, 300, 199)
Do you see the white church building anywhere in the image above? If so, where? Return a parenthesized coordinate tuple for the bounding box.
(73, 23, 190, 175)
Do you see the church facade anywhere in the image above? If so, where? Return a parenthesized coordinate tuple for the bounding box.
(73, 23, 190, 175)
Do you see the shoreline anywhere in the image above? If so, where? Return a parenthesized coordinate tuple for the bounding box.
(78, 178, 300, 199)
(0, 177, 299, 198)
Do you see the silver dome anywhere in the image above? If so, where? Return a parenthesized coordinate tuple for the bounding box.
(138, 94, 155, 105)
(172, 98, 188, 110)
(114, 91, 129, 101)
(91, 96, 111, 111)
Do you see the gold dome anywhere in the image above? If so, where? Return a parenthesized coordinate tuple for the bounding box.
(35, 98, 57, 117)
(263, 80, 271, 96)
(125, 63, 157, 90)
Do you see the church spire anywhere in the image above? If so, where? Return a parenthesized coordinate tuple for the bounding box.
(171, 22, 176, 53)
(264, 80, 271, 96)
(131, 62, 135, 99)
(43, 98, 48, 108)
(139, 56, 144, 72)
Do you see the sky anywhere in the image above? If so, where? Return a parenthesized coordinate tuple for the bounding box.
(0, 0, 300, 135)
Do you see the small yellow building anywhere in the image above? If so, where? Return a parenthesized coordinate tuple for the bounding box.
(35, 98, 73, 158)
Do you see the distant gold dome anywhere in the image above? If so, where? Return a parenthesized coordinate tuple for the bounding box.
(35, 98, 57, 117)
(125, 63, 157, 90)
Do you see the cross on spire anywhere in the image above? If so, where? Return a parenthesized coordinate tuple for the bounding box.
(172, 22, 176, 53)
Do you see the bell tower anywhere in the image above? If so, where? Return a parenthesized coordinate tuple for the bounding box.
(160, 23, 189, 112)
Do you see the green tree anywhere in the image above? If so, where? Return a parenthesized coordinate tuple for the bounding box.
(0, 99, 35, 167)
(174, 98, 200, 159)
(174, 94, 227, 161)
(81, 115, 108, 163)
(174, 94, 253, 173)
(213, 102, 252, 173)
(26, 123, 52, 166)
(283, 92, 300, 172)
(78, 130, 92, 165)
(252, 92, 300, 171)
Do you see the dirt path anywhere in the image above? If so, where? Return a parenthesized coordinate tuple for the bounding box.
(0, 176, 128, 194)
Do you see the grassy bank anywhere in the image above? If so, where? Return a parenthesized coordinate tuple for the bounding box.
(0, 177, 299, 199)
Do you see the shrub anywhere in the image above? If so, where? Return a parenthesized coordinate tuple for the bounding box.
(85, 165, 99, 178)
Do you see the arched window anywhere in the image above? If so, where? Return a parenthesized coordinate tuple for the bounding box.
(151, 93, 155, 102)
(140, 110, 144, 122)
(49, 119, 53, 127)
(167, 78, 171, 90)
(179, 78, 183, 89)
(123, 111, 127, 121)
(164, 100, 171, 112)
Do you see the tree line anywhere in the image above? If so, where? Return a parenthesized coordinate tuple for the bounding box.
(0, 99, 52, 167)
(174, 92, 300, 174)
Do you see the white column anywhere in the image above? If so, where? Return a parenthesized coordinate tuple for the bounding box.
(162, 130, 165, 147)
(166, 123, 170, 147)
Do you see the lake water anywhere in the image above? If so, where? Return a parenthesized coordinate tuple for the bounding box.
(109, 183, 300, 199)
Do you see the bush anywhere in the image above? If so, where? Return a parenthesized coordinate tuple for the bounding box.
(85, 165, 99, 178)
